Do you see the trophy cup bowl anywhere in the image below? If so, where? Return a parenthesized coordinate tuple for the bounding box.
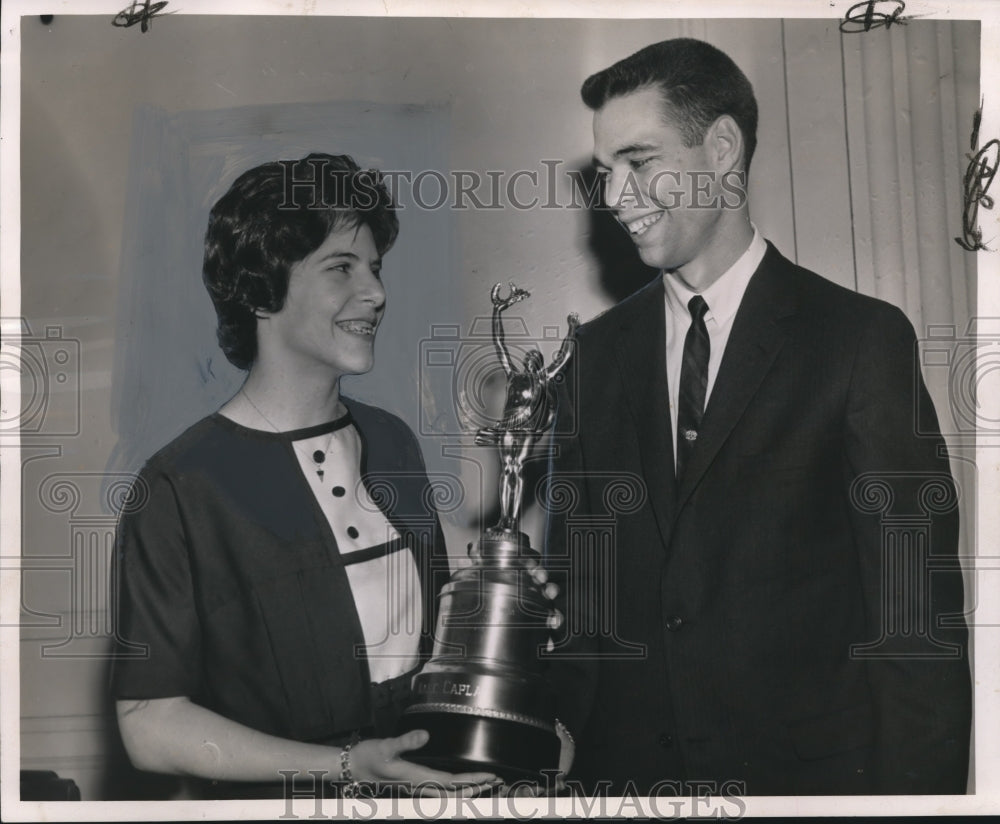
(397, 527, 560, 782)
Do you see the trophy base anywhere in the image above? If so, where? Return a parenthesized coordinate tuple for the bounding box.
(396, 710, 560, 784)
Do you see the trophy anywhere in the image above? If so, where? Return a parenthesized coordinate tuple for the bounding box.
(397, 283, 579, 782)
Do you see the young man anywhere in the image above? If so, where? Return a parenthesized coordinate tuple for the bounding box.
(544, 38, 971, 796)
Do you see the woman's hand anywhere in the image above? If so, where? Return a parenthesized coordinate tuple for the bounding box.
(117, 698, 497, 795)
(347, 730, 501, 797)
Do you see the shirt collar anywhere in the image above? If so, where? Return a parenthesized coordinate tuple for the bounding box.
(662, 224, 767, 324)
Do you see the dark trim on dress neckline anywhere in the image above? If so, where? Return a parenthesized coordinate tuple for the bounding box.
(211, 410, 354, 442)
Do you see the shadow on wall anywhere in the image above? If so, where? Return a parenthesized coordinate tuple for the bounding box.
(471, 166, 657, 537)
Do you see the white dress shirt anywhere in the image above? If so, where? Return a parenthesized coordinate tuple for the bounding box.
(663, 226, 767, 470)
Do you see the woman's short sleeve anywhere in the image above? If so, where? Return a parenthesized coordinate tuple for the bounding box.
(110, 467, 204, 700)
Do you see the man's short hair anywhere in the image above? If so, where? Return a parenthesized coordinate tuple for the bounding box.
(202, 153, 399, 370)
(581, 38, 759, 171)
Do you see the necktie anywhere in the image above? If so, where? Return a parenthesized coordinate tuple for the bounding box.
(676, 295, 710, 480)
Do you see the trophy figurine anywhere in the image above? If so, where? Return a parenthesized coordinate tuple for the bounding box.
(398, 282, 579, 782)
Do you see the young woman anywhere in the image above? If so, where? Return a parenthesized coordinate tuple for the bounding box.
(110, 154, 503, 798)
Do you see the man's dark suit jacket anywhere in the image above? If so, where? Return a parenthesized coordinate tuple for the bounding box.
(544, 242, 971, 796)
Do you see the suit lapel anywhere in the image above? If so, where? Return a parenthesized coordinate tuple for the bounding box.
(675, 244, 797, 511)
(613, 278, 677, 548)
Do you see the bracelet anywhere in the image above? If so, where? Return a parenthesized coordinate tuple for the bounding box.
(339, 731, 362, 798)
(554, 717, 575, 748)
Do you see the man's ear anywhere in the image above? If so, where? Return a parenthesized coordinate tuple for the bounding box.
(706, 115, 745, 174)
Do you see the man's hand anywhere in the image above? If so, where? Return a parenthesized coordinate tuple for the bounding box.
(492, 721, 576, 798)
(523, 557, 564, 643)
(465, 542, 563, 639)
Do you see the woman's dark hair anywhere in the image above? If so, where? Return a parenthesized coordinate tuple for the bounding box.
(202, 153, 399, 370)
(581, 38, 758, 172)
